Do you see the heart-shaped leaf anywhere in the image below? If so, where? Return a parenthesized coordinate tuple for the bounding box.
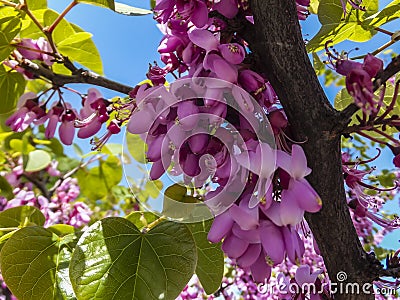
(0, 226, 77, 300)
(69, 217, 197, 300)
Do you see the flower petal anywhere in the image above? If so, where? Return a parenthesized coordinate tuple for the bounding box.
(250, 252, 272, 283)
(222, 232, 249, 258)
(260, 220, 285, 265)
(208, 210, 234, 243)
(237, 243, 262, 268)
(188, 29, 219, 52)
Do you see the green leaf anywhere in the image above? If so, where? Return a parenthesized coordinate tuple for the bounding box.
(43, 9, 103, 75)
(0, 206, 45, 229)
(0, 176, 13, 200)
(70, 217, 197, 300)
(57, 31, 103, 74)
(73, 143, 84, 157)
(309, 0, 320, 14)
(312, 52, 325, 76)
(76, 155, 122, 200)
(114, 2, 152, 15)
(334, 87, 353, 110)
(25, 149, 51, 172)
(364, 0, 400, 27)
(144, 179, 163, 198)
(126, 132, 148, 164)
(0, 65, 26, 114)
(77, 0, 115, 10)
(307, 0, 379, 52)
(187, 220, 224, 295)
(125, 211, 158, 230)
(0, 6, 21, 61)
(26, 0, 47, 10)
(0, 226, 76, 300)
(100, 155, 122, 188)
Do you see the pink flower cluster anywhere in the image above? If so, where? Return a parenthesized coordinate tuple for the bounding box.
(342, 153, 400, 232)
(5, 87, 115, 147)
(326, 44, 384, 114)
(0, 159, 92, 228)
(124, 0, 322, 284)
(179, 233, 329, 299)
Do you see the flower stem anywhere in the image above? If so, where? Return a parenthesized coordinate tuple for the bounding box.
(47, 0, 78, 34)
(10, 43, 56, 57)
(0, 0, 17, 8)
(0, 227, 19, 232)
(141, 217, 166, 233)
(374, 27, 394, 36)
(21, 4, 44, 31)
(356, 130, 387, 145)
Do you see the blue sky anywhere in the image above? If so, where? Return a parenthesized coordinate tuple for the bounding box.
(47, 0, 399, 249)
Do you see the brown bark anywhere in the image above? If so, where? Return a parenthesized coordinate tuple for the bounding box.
(247, 0, 379, 299)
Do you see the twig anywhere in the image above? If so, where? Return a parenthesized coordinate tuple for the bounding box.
(47, 0, 78, 34)
(21, 174, 50, 199)
(48, 154, 103, 196)
(0, 0, 18, 8)
(20, 59, 133, 94)
(19, 4, 44, 32)
(379, 267, 400, 278)
(141, 217, 166, 233)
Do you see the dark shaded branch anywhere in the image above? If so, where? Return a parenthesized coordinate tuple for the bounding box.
(379, 267, 400, 278)
(20, 60, 133, 95)
(21, 174, 50, 199)
(247, 1, 379, 299)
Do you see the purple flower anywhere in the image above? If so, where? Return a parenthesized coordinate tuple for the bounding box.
(6, 92, 45, 132)
(263, 145, 321, 226)
(336, 54, 383, 113)
(77, 88, 109, 139)
(213, 0, 239, 18)
(59, 109, 76, 145)
(17, 38, 53, 65)
(146, 63, 167, 86)
(236, 142, 277, 207)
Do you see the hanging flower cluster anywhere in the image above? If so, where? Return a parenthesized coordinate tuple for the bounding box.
(118, 0, 322, 284)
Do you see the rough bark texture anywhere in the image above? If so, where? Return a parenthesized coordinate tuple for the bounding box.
(248, 1, 378, 299)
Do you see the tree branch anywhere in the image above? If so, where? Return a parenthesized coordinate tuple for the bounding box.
(20, 60, 133, 95)
(248, 1, 378, 299)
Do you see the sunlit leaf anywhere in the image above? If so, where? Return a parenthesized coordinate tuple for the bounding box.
(0, 226, 76, 300)
(25, 149, 51, 172)
(126, 132, 148, 164)
(0, 65, 26, 114)
(307, 0, 379, 52)
(0, 6, 21, 61)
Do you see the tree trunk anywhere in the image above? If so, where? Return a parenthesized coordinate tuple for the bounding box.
(248, 0, 377, 299)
